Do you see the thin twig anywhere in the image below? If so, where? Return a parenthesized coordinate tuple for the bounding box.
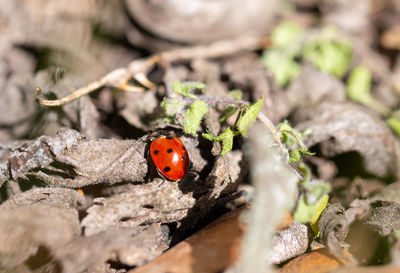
(37, 36, 270, 106)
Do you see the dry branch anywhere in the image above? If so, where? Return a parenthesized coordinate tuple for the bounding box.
(36, 36, 270, 106)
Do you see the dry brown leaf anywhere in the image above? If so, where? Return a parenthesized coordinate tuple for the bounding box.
(128, 207, 247, 273)
(124, 0, 276, 44)
(333, 265, 400, 273)
(283, 64, 346, 119)
(296, 102, 400, 179)
(55, 224, 169, 273)
(269, 222, 313, 264)
(319, 203, 351, 262)
(0, 128, 147, 188)
(380, 25, 400, 50)
(81, 179, 196, 236)
(0, 205, 80, 269)
(0, 187, 86, 209)
(279, 248, 350, 273)
(82, 149, 244, 236)
(364, 200, 400, 236)
(127, 207, 302, 273)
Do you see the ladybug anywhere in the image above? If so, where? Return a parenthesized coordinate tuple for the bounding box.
(149, 135, 189, 181)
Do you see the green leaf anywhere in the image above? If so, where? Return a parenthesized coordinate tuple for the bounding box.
(161, 97, 184, 118)
(387, 117, 400, 138)
(304, 180, 331, 204)
(229, 89, 243, 100)
(260, 21, 304, 87)
(271, 21, 304, 48)
(310, 194, 329, 236)
(220, 90, 243, 122)
(183, 100, 208, 135)
(303, 27, 352, 78)
(289, 149, 314, 163)
(260, 49, 300, 87)
(289, 149, 301, 163)
(294, 193, 329, 236)
(202, 127, 235, 155)
(346, 65, 373, 104)
(172, 80, 206, 98)
(220, 107, 239, 122)
(238, 96, 264, 137)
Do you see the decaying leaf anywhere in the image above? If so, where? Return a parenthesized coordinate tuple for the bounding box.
(81, 179, 196, 236)
(364, 200, 400, 236)
(279, 248, 350, 273)
(318, 203, 351, 261)
(0, 127, 147, 188)
(82, 150, 244, 235)
(0, 205, 80, 269)
(0, 187, 86, 209)
(296, 102, 400, 179)
(372, 182, 400, 203)
(54, 224, 169, 273)
(269, 222, 313, 264)
(276, 64, 347, 121)
(119, 91, 161, 131)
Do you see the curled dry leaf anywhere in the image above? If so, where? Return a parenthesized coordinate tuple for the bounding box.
(319, 203, 351, 262)
(279, 248, 349, 273)
(364, 200, 400, 236)
(81, 180, 196, 236)
(269, 222, 313, 264)
(0, 187, 86, 209)
(124, 0, 276, 44)
(0, 205, 80, 269)
(296, 102, 400, 179)
(0, 127, 147, 188)
(221, 53, 279, 122)
(284, 64, 346, 117)
(119, 91, 161, 131)
(372, 182, 400, 203)
(54, 224, 169, 273)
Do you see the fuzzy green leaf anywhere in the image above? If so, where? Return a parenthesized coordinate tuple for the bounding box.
(289, 149, 301, 163)
(346, 65, 373, 104)
(387, 117, 400, 138)
(183, 100, 208, 135)
(238, 97, 264, 137)
(271, 21, 304, 48)
(260, 49, 300, 87)
(161, 97, 184, 118)
(202, 127, 234, 155)
(229, 89, 243, 100)
(294, 193, 329, 236)
(220, 107, 239, 122)
(172, 80, 206, 98)
(310, 194, 329, 235)
(220, 90, 243, 122)
(303, 27, 352, 78)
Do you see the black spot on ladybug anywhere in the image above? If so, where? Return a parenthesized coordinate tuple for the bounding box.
(181, 146, 186, 150)
(167, 148, 173, 153)
(164, 166, 171, 172)
(153, 150, 159, 155)
(166, 135, 174, 139)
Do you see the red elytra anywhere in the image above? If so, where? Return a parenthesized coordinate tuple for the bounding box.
(149, 136, 189, 181)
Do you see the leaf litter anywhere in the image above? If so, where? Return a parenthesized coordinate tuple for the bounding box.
(2, 1, 400, 273)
